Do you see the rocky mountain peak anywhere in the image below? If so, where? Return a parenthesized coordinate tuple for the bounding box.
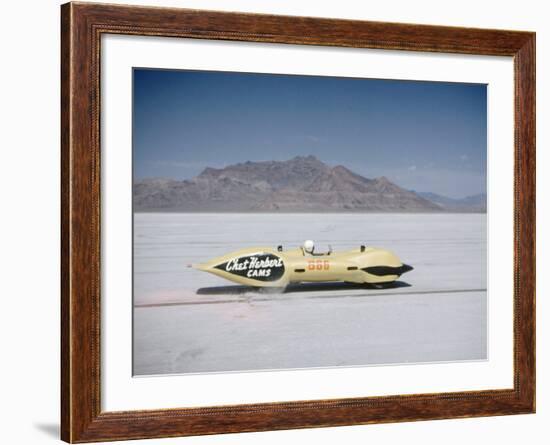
(291, 154, 320, 162)
(134, 157, 445, 212)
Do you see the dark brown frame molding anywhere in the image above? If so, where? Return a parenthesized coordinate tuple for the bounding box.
(61, 2, 536, 442)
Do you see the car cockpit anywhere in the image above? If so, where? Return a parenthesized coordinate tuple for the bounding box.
(301, 240, 332, 256)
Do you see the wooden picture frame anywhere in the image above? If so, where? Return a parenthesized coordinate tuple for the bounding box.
(61, 2, 535, 442)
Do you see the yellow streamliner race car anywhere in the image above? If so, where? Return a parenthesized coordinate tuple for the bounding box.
(192, 240, 413, 288)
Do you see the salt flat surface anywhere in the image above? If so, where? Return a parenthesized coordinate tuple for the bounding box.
(133, 213, 486, 375)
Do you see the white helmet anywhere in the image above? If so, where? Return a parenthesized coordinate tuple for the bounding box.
(303, 240, 315, 253)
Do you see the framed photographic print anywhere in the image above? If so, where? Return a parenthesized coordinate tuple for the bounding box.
(61, 2, 535, 442)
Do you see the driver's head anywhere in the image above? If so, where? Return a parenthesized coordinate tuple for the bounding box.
(303, 240, 315, 253)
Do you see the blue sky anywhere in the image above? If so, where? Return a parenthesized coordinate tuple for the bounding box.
(133, 69, 486, 199)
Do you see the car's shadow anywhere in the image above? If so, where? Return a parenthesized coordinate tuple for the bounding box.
(196, 281, 412, 295)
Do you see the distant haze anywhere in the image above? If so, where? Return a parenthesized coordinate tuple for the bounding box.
(134, 69, 487, 199)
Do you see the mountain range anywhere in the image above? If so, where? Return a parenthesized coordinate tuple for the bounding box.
(416, 192, 486, 212)
(133, 155, 485, 213)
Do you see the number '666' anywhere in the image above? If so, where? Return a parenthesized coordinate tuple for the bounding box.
(307, 260, 330, 270)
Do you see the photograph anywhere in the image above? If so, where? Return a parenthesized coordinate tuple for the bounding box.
(48, 0, 538, 442)
(132, 68, 488, 376)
